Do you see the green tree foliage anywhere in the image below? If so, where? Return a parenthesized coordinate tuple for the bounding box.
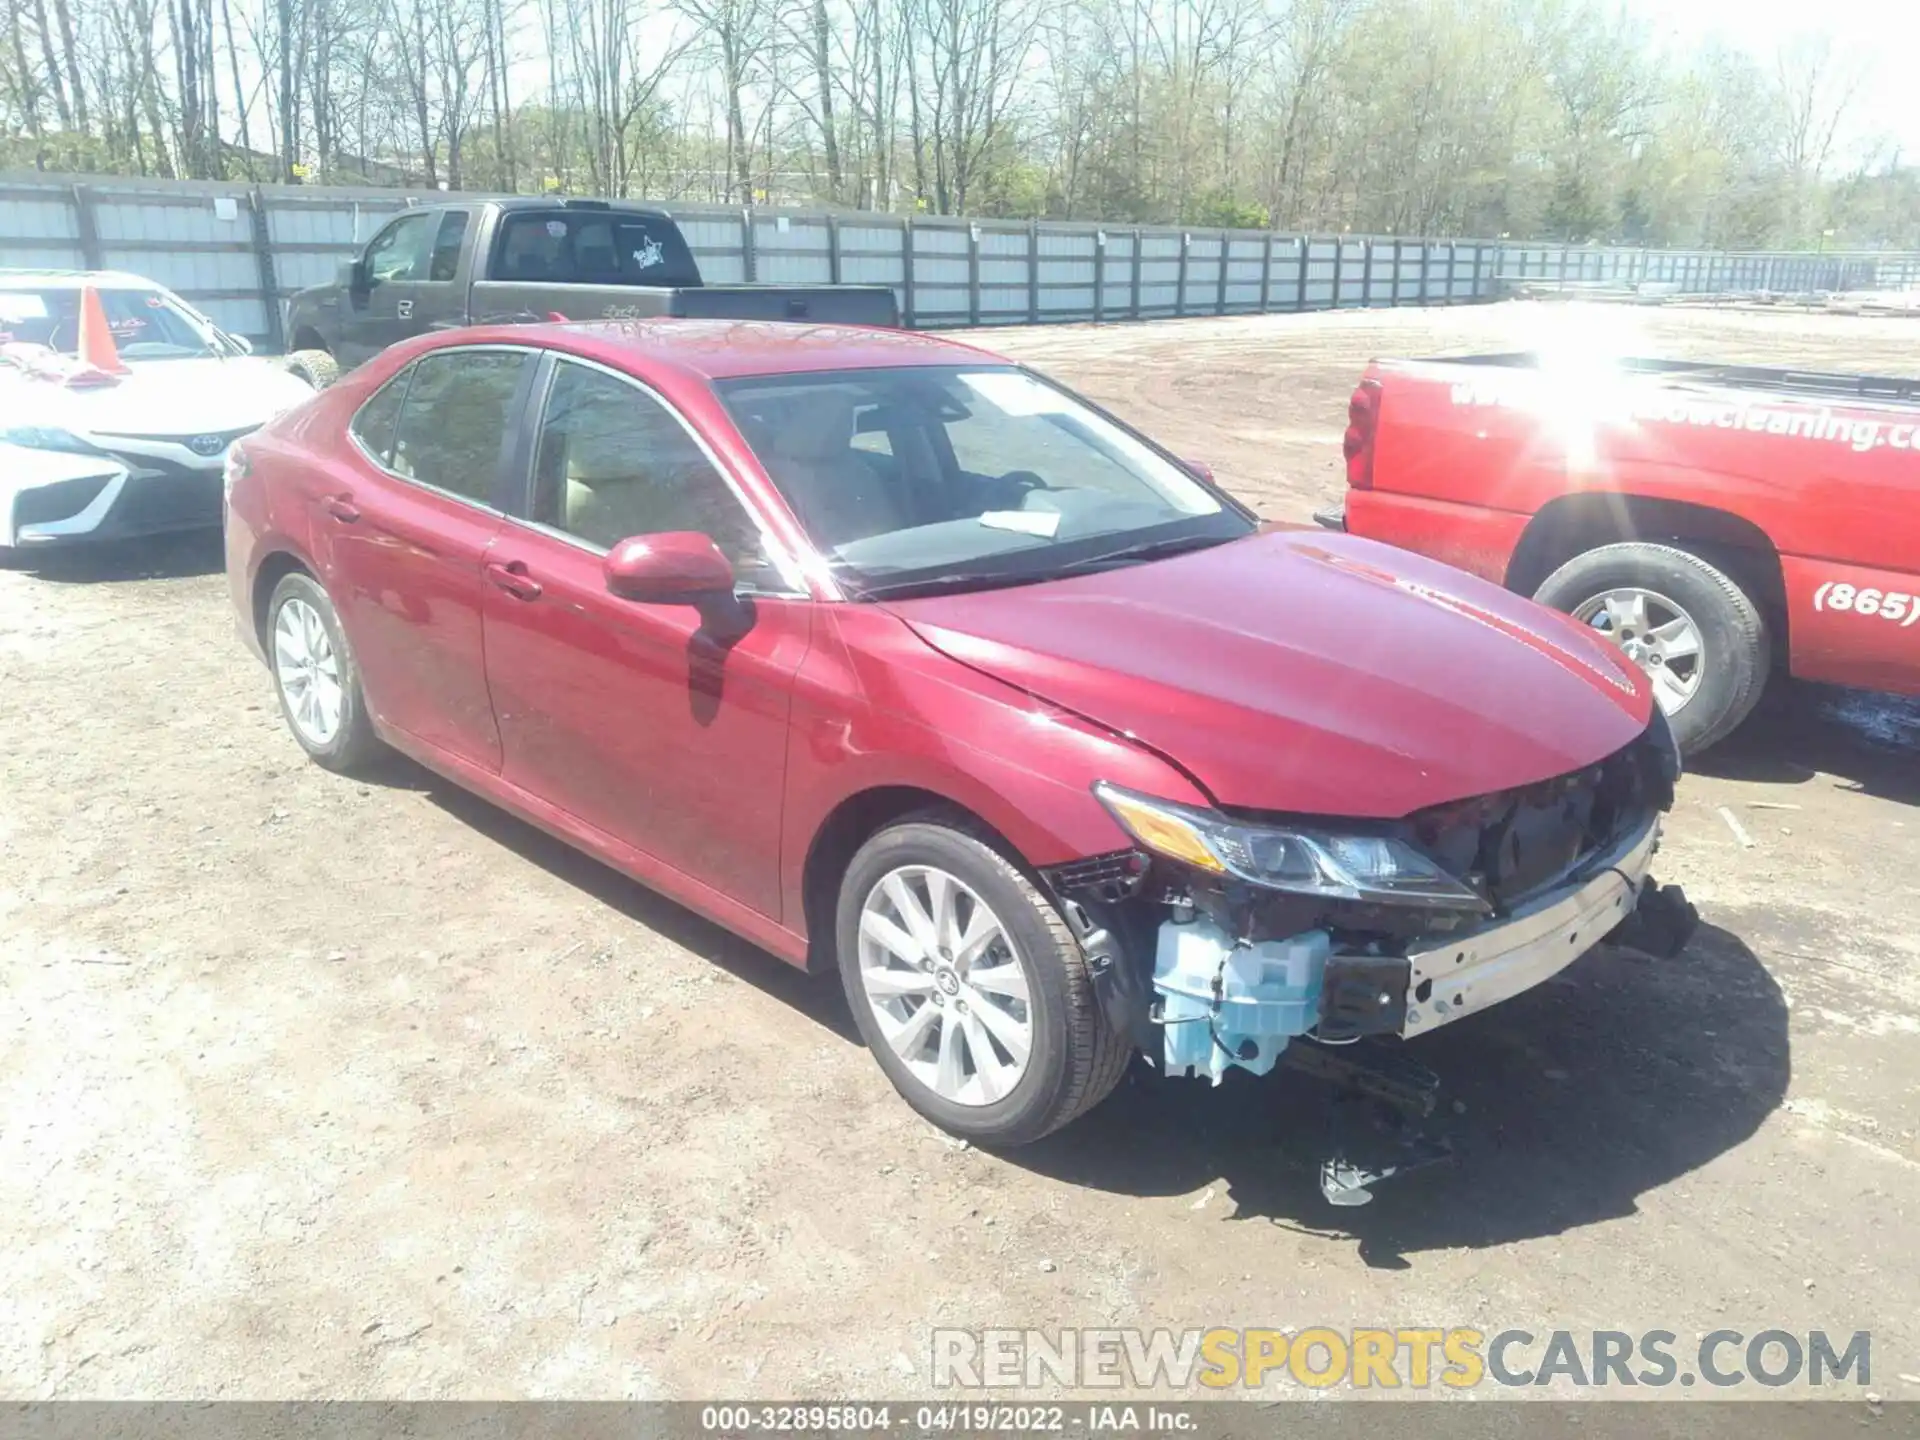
(0, 0, 1905, 246)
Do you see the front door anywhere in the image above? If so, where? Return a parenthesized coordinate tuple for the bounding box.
(321, 345, 538, 770)
(340, 211, 436, 366)
(481, 355, 811, 920)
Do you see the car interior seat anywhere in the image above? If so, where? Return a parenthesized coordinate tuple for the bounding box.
(760, 395, 912, 547)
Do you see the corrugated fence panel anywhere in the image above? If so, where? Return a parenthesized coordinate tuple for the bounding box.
(6, 173, 1918, 343)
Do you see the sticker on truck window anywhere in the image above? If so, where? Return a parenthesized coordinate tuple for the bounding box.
(1814, 582, 1920, 627)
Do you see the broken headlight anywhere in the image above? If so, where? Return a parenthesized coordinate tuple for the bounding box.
(1094, 782, 1490, 913)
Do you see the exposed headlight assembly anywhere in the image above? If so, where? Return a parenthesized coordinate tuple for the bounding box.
(1094, 782, 1490, 913)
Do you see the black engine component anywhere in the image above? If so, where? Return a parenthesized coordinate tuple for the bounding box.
(1315, 954, 1412, 1040)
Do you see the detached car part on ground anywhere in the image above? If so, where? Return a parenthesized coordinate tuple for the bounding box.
(226, 319, 1696, 1206)
(1322, 348, 1920, 755)
(0, 272, 314, 558)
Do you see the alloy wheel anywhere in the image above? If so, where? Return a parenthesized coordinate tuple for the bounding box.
(273, 596, 345, 747)
(856, 865, 1034, 1107)
(1573, 586, 1705, 715)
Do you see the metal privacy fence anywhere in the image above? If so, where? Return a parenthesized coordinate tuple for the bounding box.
(4, 171, 1919, 350)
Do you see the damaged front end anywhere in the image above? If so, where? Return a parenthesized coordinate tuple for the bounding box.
(1043, 710, 1696, 1204)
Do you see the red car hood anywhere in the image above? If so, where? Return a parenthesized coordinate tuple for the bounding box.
(886, 529, 1653, 818)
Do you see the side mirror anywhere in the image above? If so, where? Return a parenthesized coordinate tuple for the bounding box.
(604, 532, 736, 604)
(1185, 459, 1215, 483)
(346, 258, 372, 292)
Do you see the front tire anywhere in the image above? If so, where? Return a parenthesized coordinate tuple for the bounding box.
(1534, 541, 1770, 755)
(835, 817, 1130, 1146)
(266, 571, 381, 773)
(285, 349, 340, 390)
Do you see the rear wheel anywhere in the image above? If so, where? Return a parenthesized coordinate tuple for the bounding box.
(284, 349, 339, 390)
(266, 571, 381, 773)
(1533, 541, 1770, 755)
(835, 817, 1130, 1146)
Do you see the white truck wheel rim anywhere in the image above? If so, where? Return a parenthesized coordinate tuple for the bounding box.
(1574, 586, 1705, 715)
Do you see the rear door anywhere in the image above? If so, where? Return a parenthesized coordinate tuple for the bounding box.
(480, 353, 812, 919)
(323, 345, 539, 769)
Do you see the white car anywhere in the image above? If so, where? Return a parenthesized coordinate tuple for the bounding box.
(0, 270, 316, 558)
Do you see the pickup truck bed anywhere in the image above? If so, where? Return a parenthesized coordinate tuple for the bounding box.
(1327, 350, 1920, 753)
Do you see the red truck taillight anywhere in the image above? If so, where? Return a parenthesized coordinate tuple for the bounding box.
(1343, 378, 1382, 489)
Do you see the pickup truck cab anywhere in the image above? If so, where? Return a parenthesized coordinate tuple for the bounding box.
(283, 198, 900, 386)
(1325, 352, 1920, 753)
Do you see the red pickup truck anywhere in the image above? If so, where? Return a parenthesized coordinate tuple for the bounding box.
(1323, 353, 1920, 753)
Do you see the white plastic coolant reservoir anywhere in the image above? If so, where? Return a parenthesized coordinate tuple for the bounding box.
(1152, 917, 1331, 1084)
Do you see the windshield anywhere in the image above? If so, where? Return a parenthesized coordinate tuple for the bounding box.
(716, 366, 1251, 596)
(0, 286, 221, 360)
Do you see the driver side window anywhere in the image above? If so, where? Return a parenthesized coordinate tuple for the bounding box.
(364, 213, 435, 283)
(531, 359, 776, 586)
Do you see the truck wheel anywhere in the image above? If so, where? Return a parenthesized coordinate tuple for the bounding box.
(835, 816, 1131, 1147)
(285, 349, 340, 390)
(1534, 542, 1770, 755)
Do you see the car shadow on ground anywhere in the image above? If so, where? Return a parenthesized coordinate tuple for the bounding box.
(1691, 679, 1920, 807)
(1009, 922, 1786, 1268)
(9, 529, 225, 583)
(396, 763, 865, 1045)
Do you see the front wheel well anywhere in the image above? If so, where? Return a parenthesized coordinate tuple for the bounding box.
(1505, 493, 1787, 644)
(800, 786, 1019, 971)
(251, 549, 313, 651)
(289, 327, 329, 354)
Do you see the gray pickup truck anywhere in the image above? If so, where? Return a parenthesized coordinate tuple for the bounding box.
(282, 197, 901, 386)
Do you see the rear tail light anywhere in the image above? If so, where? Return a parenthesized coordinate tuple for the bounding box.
(1343, 378, 1382, 490)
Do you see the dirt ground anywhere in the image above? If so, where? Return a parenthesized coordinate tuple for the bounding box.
(2, 302, 1916, 1403)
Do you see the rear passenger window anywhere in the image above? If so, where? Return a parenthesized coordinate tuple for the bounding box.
(349, 369, 410, 464)
(388, 350, 531, 503)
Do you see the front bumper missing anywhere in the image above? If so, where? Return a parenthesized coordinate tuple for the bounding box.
(1400, 811, 1660, 1037)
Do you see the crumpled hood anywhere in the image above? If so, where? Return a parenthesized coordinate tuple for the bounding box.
(1, 356, 313, 439)
(886, 529, 1654, 818)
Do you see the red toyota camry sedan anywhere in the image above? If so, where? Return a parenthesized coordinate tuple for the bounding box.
(225, 319, 1686, 1187)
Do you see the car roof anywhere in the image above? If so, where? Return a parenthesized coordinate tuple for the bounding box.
(0, 269, 164, 290)
(452, 318, 1009, 382)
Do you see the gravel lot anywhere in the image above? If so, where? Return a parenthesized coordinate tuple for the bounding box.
(2, 302, 1916, 1402)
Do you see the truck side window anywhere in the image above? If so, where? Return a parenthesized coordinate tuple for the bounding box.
(386, 349, 532, 504)
(364, 212, 435, 283)
(428, 211, 470, 282)
(531, 358, 761, 576)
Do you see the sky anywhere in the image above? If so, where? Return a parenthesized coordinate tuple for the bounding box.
(1627, 0, 1920, 163)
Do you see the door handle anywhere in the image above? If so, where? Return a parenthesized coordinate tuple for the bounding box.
(324, 494, 360, 523)
(485, 560, 542, 601)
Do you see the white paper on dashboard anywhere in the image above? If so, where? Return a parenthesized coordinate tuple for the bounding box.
(977, 510, 1061, 537)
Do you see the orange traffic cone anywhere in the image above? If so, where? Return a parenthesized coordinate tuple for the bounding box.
(76, 285, 128, 376)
